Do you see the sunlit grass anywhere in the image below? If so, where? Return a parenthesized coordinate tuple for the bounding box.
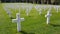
(0, 3, 60, 34)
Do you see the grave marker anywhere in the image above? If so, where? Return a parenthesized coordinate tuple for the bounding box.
(12, 13, 24, 32)
(45, 8, 52, 24)
(54, 6, 59, 13)
(56, 6, 59, 13)
(34, 5, 42, 15)
(26, 5, 33, 16)
(4, 7, 12, 17)
(38, 8, 42, 15)
(26, 8, 29, 16)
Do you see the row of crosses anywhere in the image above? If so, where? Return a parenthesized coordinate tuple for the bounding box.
(3, 5, 60, 32)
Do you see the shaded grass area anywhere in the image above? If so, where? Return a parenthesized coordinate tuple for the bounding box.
(0, 3, 60, 34)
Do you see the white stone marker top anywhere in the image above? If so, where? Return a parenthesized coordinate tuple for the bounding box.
(12, 13, 24, 32)
(45, 11, 51, 17)
(34, 5, 43, 15)
(25, 5, 33, 16)
(55, 6, 59, 13)
(45, 8, 52, 24)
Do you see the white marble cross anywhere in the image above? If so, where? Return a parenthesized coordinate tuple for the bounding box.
(38, 8, 42, 15)
(43, 6, 47, 11)
(45, 8, 52, 24)
(56, 6, 59, 13)
(34, 5, 42, 15)
(26, 6, 32, 16)
(54, 6, 59, 13)
(12, 13, 24, 32)
(26, 8, 29, 16)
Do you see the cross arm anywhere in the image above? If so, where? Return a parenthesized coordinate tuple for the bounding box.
(45, 14, 52, 17)
(12, 19, 17, 23)
(20, 18, 24, 22)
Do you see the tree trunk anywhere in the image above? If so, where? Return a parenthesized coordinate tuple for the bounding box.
(37, 0, 39, 4)
(33, 0, 36, 4)
(41, 0, 44, 4)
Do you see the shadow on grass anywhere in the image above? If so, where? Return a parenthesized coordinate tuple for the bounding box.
(20, 31, 35, 34)
(10, 17, 15, 19)
(50, 24, 60, 27)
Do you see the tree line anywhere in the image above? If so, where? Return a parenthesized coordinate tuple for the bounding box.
(0, 0, 60, 5)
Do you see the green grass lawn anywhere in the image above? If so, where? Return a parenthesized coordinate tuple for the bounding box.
(0, 3, 60, 34)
